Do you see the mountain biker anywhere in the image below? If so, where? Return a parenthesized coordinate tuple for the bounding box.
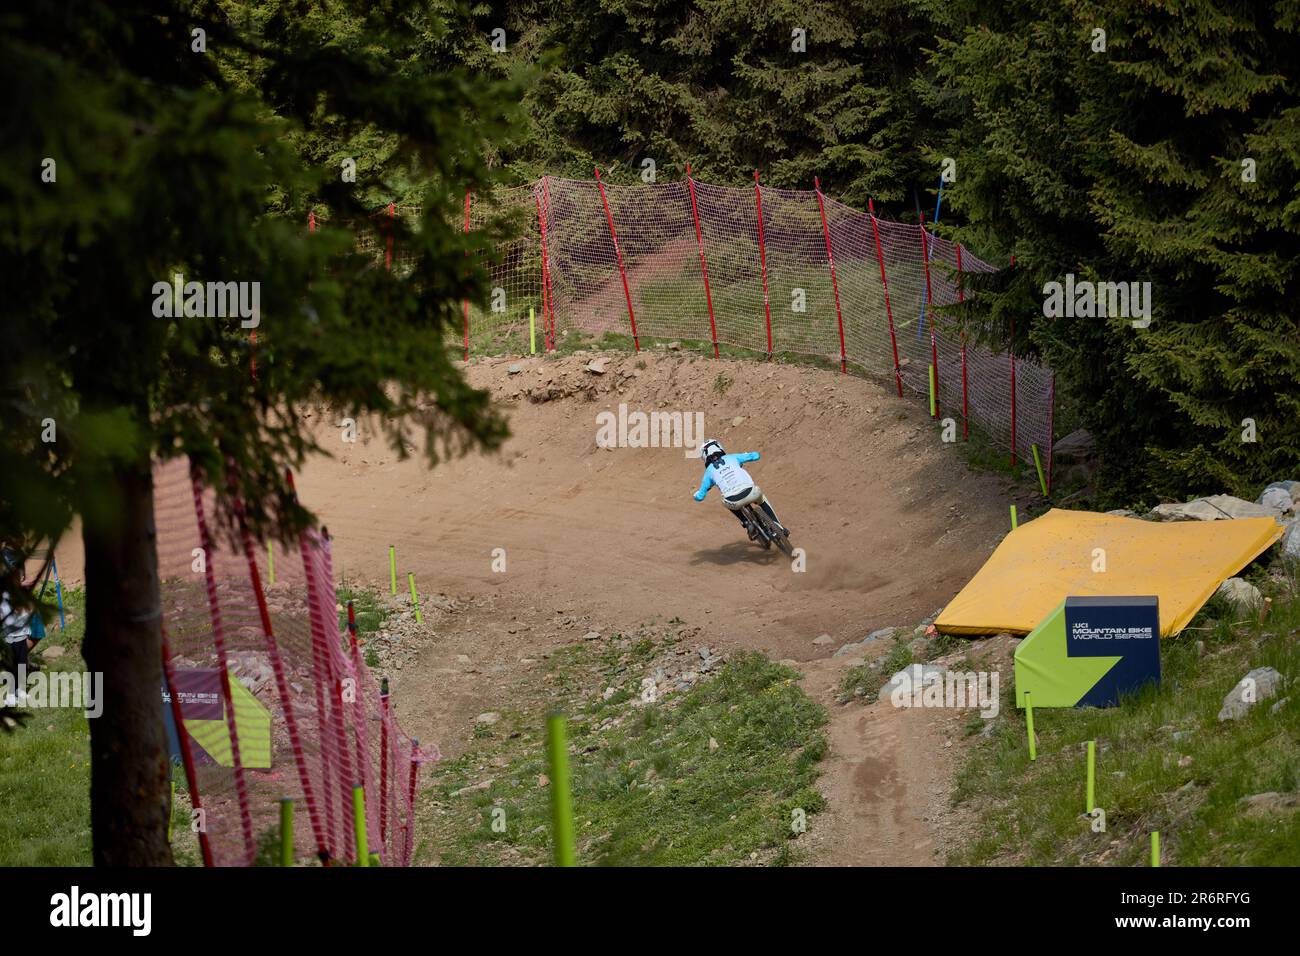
(692, 439, 786, 540)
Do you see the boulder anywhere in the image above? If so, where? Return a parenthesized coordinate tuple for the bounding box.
(1280, 517, 1300, 560)
(1151, 495, 1274, 521)
(507, 363, 523, 375)
(586, 358, 608, 374)
(1258, 485, 1294, 515)
(812, 633, 834, 646)
(1218, 666, 1283, 721)
(1215, 577, 1262, 610)
(1052, 428, 1095, 463)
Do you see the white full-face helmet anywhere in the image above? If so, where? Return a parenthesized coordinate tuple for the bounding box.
(699, 439, 725, 467)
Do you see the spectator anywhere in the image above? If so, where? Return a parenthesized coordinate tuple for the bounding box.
(1, 547, 34, 707)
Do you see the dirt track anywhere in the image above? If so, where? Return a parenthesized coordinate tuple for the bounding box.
(47, 347, 1011, 864)
(294, 348, 1009, 864)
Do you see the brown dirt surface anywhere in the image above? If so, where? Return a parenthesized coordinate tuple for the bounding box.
(50, 348, 1013, 864)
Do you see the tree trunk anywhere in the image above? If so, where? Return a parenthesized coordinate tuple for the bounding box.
(82, 458, 175, 866)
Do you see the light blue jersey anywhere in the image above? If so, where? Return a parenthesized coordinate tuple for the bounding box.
(693, 452, 760, 501)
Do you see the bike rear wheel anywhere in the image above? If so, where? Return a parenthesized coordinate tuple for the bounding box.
(754, 506, 793, 556)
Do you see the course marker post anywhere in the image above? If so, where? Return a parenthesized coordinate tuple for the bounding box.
(754, 171, 774, 359)
(1086, 740, 1096, 814)
(530, 307, 536, 355)
(52, 555, 65, 628)
(1025, 691, 1037, 761)
(280, 797, 294, 866)
(167, 778, 175, 842)
(868, 199, 904, 397)
(389, 545, 397, 595)
(267, 542, 274, 586)
(1151, 831, 1160, 867)
(685, 165, 720, 358)
(813, 177, 848, 373)
(462, 191, 471, 361)
(1010, 505, 1018, 531)
(594, 167, 640, 351)
(407, 572, 422, 624)
(1032, 444, 1048, 497)
(546, 713, 576, 867)
(353, 785, 369, 866)
(929, 364, 936, 417)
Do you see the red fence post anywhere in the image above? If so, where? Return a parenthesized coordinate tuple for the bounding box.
(234, 483, 325, 869)
(814, 178, 848, 374)
(379, 678, 390, 849)
(754, 171, 774, 359)
(462, 191, 471, 361)
(535, 180, 558, 351)
(956, 242, 968, 439)
(161, 622, 214, 867)
(594, 167, 640, 351)
(542, 177, 558, 349)
(685, 165, 720, 358)
(1010, 315, 1018, 467)
(918, 214, 938, 417)
(385, 202, 394, 272)
(283, 473, 333, 862)
(188, 465, 257, 864)
(868, 199, 903, 397)
(405, 738, 421, 866)
(1047, 373, 1056, 495)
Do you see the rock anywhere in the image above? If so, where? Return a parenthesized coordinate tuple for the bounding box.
(602, 687, 617, 701)
(1271, 697, 1290, 714)
(1151, 495, 1274, 521)
(507, 363, 523, 375)
(1280, 517, 1300, 559)
(40, 645, 66, 660)
(536, 774, 550, 788)
(475, 712, 500, 725)
(586, 358, 608, 374)
(1053, 429, 1095, 463)
(708, 737, 719, 752)
(878, 663, 949, 703)
(1218, 666, 1283, 721)
(456, 654, 472, 664)
(730, 416, 745, 427)
(812, 634, 834, 646)
(451, 779, 493, 797)
(667, 341, 681, 350)
(1216, 577, 1262, 610)
(1106, 509, 1138, 518)
(582, 630, 602, 641)
(1258, 486, 1294, 515)
(1240, 791, 1299, 817)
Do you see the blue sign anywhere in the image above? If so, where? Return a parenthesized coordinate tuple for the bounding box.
(1064, 595, 1160, 706)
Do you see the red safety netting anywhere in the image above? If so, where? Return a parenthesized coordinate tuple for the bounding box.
(155, 457, 433, 867)
(311, 173, 1056, 478)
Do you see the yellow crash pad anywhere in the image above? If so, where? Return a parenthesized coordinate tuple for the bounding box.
(936, 509, 1283, 637)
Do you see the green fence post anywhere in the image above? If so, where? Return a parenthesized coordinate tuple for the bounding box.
(1151, 831, 1160, 867)
(1086, 740, 1096, 814)
(389, 545, 397, 595)
(167, 778, 175, 843)
(546, 713, 576, 867)
(280, 797, 294, 866)
(353, 785, 369, 867)
(928, 364, 936, 417)
(530, 307, 537, 355)
(1010, 504, 1019, 531)
(267, 542, 275, 586)
(1025, 691, 1037, 761)
(407, 571, 422, 624)
(1032, 443, 1048, 497)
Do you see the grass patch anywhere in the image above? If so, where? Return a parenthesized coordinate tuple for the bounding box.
(838, 634, 914, 704)
(950, 563, 1300, 866)
(422, 637, 828, 866)
(0, 586, 92, 865)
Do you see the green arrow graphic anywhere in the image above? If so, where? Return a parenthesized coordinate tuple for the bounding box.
(1014, 601, 1120, 708)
